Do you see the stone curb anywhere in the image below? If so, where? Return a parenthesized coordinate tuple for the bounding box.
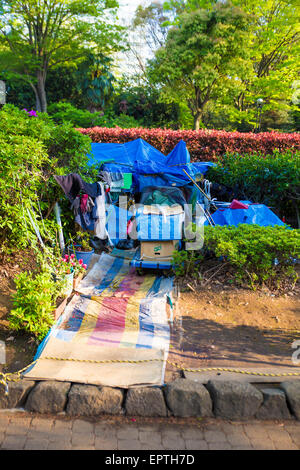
(1, 378, 299, 421)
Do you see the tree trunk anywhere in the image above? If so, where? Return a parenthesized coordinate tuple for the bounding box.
(193, 111, 202, 131)
(35, 70, 47, 113)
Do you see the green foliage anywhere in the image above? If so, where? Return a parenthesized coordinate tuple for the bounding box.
(74, 231, 93, 252)
(161, 0, 300, 131)
(0, 104, 91, 172)
(172, 224, 300, 289)
(97, 112, 141, 129)
(9, 270, 57, 340)
(48, 102, 102, 128)
(0, 122, 51, 249)
(0, 104, 92, 251)
(172, 249, 204, 278)
(113, 80, 184, 129)
(0, 104, 53, 141)
(203, 225, 300, 289)
(78, 53, 116, 110)
(48, 101, 141, 129)
(46, 120, 91, 173)
(207, 150, 300, 220)
(0, 0, 124, 111)
(148, 1, 251, 129)
(0, 73, 36, 110)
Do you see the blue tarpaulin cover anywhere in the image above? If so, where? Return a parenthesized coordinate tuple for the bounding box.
(208, 203, 285, 227)
(136, 209, 184, 241)
(87, 138, 214, 191)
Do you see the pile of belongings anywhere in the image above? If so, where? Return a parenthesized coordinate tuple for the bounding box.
(54, 139, 287, 254)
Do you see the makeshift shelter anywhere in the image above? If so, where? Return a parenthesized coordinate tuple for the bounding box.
(54, 138, 286, 268)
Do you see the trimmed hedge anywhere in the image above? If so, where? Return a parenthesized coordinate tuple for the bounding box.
(207, 151, 300, 220)
(173, 225, 300, 290)
(78, 127, 300, 161)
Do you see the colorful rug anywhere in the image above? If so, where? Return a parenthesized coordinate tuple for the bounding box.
(24, 253, 173, 388)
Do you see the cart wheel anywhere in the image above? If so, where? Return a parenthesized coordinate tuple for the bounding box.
(136, 268, 144, 276)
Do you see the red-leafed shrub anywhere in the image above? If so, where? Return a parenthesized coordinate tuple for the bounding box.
(77, 127, 300, 161)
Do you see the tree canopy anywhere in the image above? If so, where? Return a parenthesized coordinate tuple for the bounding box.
(0, 0, 125, 111)
(0, 0, 299, 131)
(148, 1, 251, 129)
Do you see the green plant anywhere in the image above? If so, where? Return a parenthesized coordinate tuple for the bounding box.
(207, 150, 300, 224)
(9, 270, 57, 340)
(0, 104, 93, 252)
(172, 249, 204, 278)
(48, 101, 142, 129)
(48, 102, 102, 128)
(172, 224, 300, 290)
(74, 231, 93, 252)
(204, 224, 300, 289)
(0, 131, 50, 250)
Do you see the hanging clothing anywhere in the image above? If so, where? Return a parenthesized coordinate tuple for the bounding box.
(94, 182, 109, 240)
(54, 173, 100, 203)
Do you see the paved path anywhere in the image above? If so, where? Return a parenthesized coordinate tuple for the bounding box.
(0, 412, 299, 450)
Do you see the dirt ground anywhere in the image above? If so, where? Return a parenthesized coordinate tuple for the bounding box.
(0, 252, 299, 379)
(165, 284, 300, 381)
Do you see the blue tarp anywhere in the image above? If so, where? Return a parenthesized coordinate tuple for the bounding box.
(136, 208, 184, 241)
(87, 138, 214, 191)
(207, 203, 285, 227)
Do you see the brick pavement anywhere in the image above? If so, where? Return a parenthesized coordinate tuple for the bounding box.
(0, 411, 299, 450)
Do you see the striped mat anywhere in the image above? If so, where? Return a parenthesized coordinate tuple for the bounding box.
(24, 253, 173, 388)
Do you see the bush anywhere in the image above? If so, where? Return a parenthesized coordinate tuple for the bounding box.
(204, 225, 300, 289)
(172, 249, 204, 278)
(95, 111, 142, 129)
(78, 126, 300, 161)
(0, 133, 50, 249)
(0, 104, 93, 251)
(48, 102, 101, 128)
(172, 225, 300, 290)
(48, 102, 141, 129)
(206, 151, 300, 221)
(46, 120, 91, 173)
(9, 270, 56, 340)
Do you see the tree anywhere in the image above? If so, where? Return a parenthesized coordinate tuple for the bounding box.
(0, 0, 124, 112)
(113, 77, 184, 128)
(133, 1, 170, 52)
(163, 0, 300, 131)
(77, 53, 115, 112)
(148, 2, 251, 129)
(231, 0, 300, 131)
(123, 2, 172, 79)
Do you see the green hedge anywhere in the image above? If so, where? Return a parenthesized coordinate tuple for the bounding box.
(173, 225, 300, 290)
(207, 151, 300, 223)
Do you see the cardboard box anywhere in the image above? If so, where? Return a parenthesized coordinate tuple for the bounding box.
(140, 240, 179, 260)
